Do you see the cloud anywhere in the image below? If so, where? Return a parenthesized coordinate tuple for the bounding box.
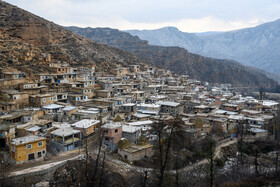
(58, 16, 262, 33)
(5, 0, 280, 32)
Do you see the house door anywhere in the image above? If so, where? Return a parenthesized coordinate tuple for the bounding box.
(28, 153, 35, 161)
(0, 139, 5, 148)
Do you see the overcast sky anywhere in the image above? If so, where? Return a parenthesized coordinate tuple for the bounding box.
(5, 0, 280, 32)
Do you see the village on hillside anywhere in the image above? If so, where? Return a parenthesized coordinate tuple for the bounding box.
(0, 62, 279, 183)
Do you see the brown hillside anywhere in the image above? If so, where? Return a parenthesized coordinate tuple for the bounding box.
(0, 1, 142, 73)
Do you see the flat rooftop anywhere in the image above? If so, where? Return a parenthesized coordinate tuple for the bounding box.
(51, 127, 80, 137)
(11, 135, 46, 145)
(102, 122, 122, 129)
(156, 101, 181, 107)
(127, 120, 153, 126)
(72, 119, 100, 129)
(42, 104, 64, 110)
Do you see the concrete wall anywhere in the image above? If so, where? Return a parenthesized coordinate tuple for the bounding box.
(122, 131, 140, 144)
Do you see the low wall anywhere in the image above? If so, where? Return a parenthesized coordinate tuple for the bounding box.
(1, 161, 67, 186)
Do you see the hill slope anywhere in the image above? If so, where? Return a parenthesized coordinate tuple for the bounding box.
(1, 0, 278, 90)
(126, 20, 280, 74)
(0, 1, 142, 73)
(67, 26, 279, 89)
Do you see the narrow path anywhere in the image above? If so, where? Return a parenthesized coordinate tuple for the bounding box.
(179, 139, 237, 173)
(103, 139, 237, 173)
(11, 154, 84, 176)
(9, 138, 237, 176)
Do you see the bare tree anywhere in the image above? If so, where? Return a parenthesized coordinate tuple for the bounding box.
(205, 137, 216, 187)
(98, 150, 106, 187)
(210, 124, 224, 137)
(84, 134, 89, 185)
(93, 129, 105, 182)
(271, 107, 280, 174)
(0, 160, 11, 186)
(151, 118, 184, 187)
(252, 145, 260, 176)
(235, 118, 249, 163)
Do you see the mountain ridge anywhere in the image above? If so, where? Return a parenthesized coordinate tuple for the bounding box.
(126, 19, 280, 75)
(1, 0, 279, 91)
(67, 26, 280, 90)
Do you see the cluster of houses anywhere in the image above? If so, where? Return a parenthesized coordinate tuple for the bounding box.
(0, 62, 279, 164)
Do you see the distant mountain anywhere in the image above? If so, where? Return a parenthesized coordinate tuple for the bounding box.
(126, 20, 280, 75)
(0, 1, 142, 73)
(68, 26, 279, 90)
(127, 27, 203, 52)
(194, 31, 224, 36)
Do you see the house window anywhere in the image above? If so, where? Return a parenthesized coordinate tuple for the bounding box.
(38, 141, 43, 147)
(115, 129, 118, 133)
(26, 144, 32, 149)
(84, 96, 87, 99)
(104, 130, 108, 134)
(42, 150, 46, 154)
(12, 146, 15, 152)
(105, 137, 109, 140)
(50, 97, 53, 101)
(43, 98, 46, 102)
(38, 151, 42, 158)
